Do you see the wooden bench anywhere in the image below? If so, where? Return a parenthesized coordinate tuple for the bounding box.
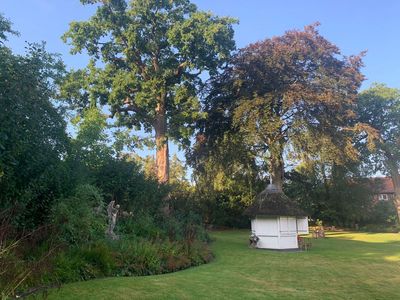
(312, 229, 325, 238)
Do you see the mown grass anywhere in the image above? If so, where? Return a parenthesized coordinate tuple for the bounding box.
(48, 230, 400, 299)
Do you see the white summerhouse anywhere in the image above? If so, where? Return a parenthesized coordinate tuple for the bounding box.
(245, 184, 309, 250)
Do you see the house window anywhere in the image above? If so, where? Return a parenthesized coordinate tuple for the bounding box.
(378, 194, 388, 201)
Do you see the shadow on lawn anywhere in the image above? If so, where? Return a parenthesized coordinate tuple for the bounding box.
(326, 231, 400, 243)
(323, 232, 351, 235)
(327, 231, 399, 236)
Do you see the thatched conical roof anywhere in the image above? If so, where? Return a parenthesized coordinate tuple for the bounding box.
(244, 184, 307, 217)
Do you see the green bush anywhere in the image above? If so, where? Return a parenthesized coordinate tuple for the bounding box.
(13, 227, 213, 289)
(158, 241, 191, 272)
(364, 201, 398, 226)
(52, 242, 115, 283)
(359, 224, 400, 233)
(186, 240, 214, 266)
(113, 238, 162, 276)
(113, 238, 213, 276)
(118, 213, 162, 240)
(0, 241, 26, 298)
(51, 184, 106, 246)
(94, 158, 168, 216)
(80, 242, 115, 275)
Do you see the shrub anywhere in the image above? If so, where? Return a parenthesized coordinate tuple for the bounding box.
(52, 242, 115, 283)
(113, 238, 213, 276)
(94, 158, 168, 216)
(159, 241, 191, 272)
(113, 238, 162, 276)
(8, 230, 213, 290)
(51, 184, 106, 245)
(0, 217, 59, 299)
(3, 183, 214, 294)
(80, 242, 115, 275)
(359, 224, 400, 233)
(118, 213, 162, 240)
(185, 241, 214, 266)
(0, 240, 27, 299)
(364, 201, 398, 226)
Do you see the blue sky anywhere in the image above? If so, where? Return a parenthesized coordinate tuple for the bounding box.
(2, 0, 400, 162)
(3, 0, 400, 89)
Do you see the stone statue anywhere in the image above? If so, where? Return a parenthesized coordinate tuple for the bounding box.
(106, 200, 120, 240)
(249, 232, 259, 248)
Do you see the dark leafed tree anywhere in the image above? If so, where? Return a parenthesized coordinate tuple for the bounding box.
(187, 69, 265, 226)
(357, 84, 400, 221)
(61, 0, 236, 183)
(229, 23, 365, 191)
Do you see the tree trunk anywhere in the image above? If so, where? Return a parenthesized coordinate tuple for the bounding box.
(269, 144, 284, 191)
(394, 191, 400, 224)
(388, 165, 400, 222)
(155, 98, 169, 184)
(385, 154, 400, 222)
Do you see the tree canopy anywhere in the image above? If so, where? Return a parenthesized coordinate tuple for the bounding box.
(227, 23, 365, 190)
(0, 21, 67, 226)
(5, 5, 400, 297)
(61, 0, 237, 183)
(357, 84, 400, 220)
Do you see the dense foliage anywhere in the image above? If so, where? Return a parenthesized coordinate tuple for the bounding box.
(357, 84, 400, 220)
(189, 24, 383, 228)
(230, 23, 365, 190)
(1, 3, 400, 298)
(61, 0, 236, 183)
(285, 162, 397, 228)
(0, 33, 67, 228)
(0, 13, 211, 298)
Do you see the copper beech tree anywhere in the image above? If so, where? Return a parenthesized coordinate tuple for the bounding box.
(61, 0, 236, 183)
(229, 24, 366, 191)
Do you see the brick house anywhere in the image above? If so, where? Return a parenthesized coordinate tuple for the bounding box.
(370, 177, 395, 201)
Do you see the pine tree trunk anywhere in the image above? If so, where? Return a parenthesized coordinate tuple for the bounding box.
(155, 98, 169, 184)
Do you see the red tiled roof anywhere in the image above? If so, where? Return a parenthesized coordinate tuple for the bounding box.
(370, 177, 395, 194)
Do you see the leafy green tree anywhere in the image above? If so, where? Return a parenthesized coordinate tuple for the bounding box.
(0, 19, 67, 227)
(133, 153, 188, 185)
(134, 154, 157, 180)
(0, 13, 18, 42)
(61, 0, 236, 183)
(188, 67, 266, 226)
(94, 156, 168, 214)
(286, 161, 374, 227)
(229, 24, 365, 191)
(71, 107, 113, 170)
(357, 84, 400, 220)
(169, 154, 188, 185)
(63, 104, 169, 217)
(189, 130, 262, 226)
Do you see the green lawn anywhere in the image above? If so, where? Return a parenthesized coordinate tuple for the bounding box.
(48, 230, 400, 300)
